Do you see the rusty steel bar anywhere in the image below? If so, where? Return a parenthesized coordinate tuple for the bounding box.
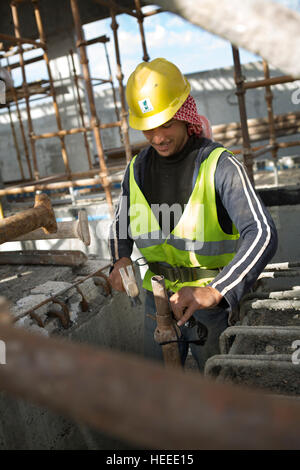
(0, 44, 36, 58)
(0, 173, 122, 197)
(10, 1, 39, 179)
(263, 60, 279, 186)
(76, 34, 110, 48)
(0, 193, 57, 244)
(6, 103, 25, 180)
(110, 9, 132, 163)
(6, 57, 32, 179)
(151, 275, 181, 368)
(13, 209, 91, 245)
(32, 0, 72, 178)
(142, 7, 163, 17)
(13, 264, 111, 322)
(244, 75, 300, 90)
(103, 41, 123, 144)
(2, 323, 300, 449)
(0, 249, 87, 266)
(69, 49, 93, 170)
(7, 54, 44, 71)
(232, 45, 254, 182)
(70, 0, 113, 215)
(31, 121, 121, 139)
(0, 32, 45, 49)
(134, 0, 150, 62)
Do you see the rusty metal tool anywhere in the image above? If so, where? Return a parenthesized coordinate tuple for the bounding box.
(0, 250, 87, 266)
(0, 193, 57, 245)
(151, 275, 181, 368)
(12, 209, 91, 246)
(119, 264, 141, 307)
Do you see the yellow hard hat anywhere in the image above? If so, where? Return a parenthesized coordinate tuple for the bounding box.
(126, 58, 191, 131)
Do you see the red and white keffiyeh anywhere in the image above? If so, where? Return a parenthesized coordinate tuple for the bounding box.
(173, 94, 213, 140)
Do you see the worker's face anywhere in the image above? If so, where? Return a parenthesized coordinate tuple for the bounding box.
(142, 119, 189, 157)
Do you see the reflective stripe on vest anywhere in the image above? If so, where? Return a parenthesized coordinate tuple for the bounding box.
(129, 146, 240, 292)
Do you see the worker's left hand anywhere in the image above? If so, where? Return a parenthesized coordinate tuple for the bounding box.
(169, 286, 223, 327)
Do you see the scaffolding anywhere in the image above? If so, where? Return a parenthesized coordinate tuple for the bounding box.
(231, 46, 300, 184)
(0, 0, 166, 215)
(0, 0, 299, 215)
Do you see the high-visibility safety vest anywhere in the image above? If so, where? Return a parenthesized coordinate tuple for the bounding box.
(129, 146, 240, 292)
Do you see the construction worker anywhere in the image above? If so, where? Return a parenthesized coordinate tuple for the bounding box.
(108, 58, 278, 371)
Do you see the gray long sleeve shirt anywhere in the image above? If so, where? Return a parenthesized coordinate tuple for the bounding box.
(109, 137, 278, 314)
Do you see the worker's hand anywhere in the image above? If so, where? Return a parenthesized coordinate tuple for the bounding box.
(169, 286, 223, 327)
(108, 257, 132, 292)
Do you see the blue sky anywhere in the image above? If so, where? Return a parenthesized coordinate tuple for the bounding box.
(82, 0, 300, 87)
(4, 0, 300, 90)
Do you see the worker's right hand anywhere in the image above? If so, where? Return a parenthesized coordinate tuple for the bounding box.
(108, 257, 132, 292)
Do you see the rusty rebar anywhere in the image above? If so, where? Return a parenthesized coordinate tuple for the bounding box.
(110, 9, 132, 163)
(134, 0, 150, 62)
(32, 0, 72, 178)
(10, 1, 39, 179)
(2, 322, 300, 448)
(6, 103, 25, 180)
(232, 45, 254, 182)
(103, 41, 123, 144)
(13, 264, 111, 322)
(0, 193, 57, 244)
(6, 58, 32, 180)
(69, 49, 93, 170)
(263, 60, 279, 186)
(151, 275, 181, 368)
(0, 32, 45, 49)
(70, 0, 113, 215)
(0, 173, 122, 197)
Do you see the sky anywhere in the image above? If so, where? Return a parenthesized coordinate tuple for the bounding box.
(3, 0, 300, 92)
(82, 0, 300, 88)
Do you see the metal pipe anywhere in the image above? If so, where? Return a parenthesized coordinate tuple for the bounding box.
(32, 0, 72, 178)
(103, 41, 122, 144)
(69, 49, 93, 170)
(0, 173, 122, 197)
(2, 322, 300, 448)
(110, 9, 132, 163)
(10, 1, 39, 179)
(232, 45, 254, 182)
(70, 0, 113, 215)
(134, 0, 150, 62)
(263, 60, 279, 186)
(0, 193, 57, 244)
(31, 121, 121, 139)
(6, 103, 25, 180)
(244, 75, 300, 90)
(7, 54, 44, 70)
(6, 57, 32, 180)
(151, 275, 181, 368)
(76, 34, 110, 47)
(12, 209, 90, 245)
(0, 32, 45, 49)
